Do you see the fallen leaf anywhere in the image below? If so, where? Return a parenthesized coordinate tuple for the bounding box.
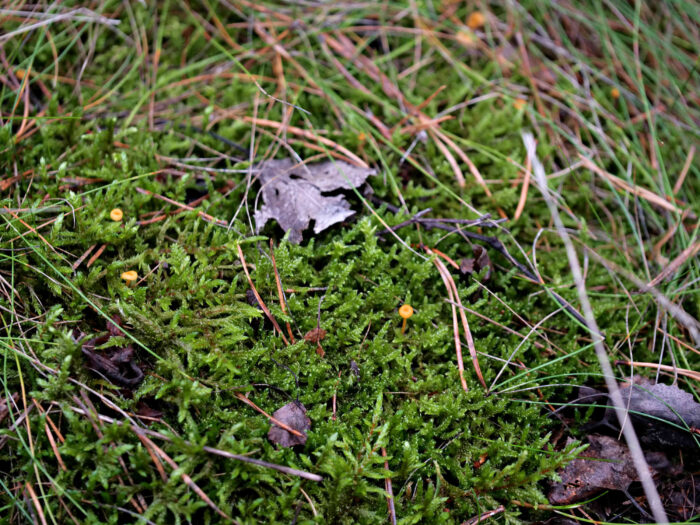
(459, 245, 493, 281)
(304, 327, 327, 357)
(134, 401, 164, 423)
(106, 315, 123, 337)
(254, 158, 376, 243)
(303, 327, 326, 344)
(79, 316, 144, 388)
(268, 401, 311, 448)
(548, 435, 672, 505)
(580, 381, 700, 449)
(82, 343, 144, 388)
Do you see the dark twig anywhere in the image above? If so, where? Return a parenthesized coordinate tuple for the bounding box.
(376, 209, 594, 332)
(375, 208, 503, 238)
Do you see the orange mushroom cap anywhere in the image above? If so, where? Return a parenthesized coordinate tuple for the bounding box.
(121, 270, 138, 282)
(110, 208, 124, 221)
(467, 11, 486, 30)
(399, 304, 414, 319)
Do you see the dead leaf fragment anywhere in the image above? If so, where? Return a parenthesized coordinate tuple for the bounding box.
(254, 158, 376, 243)
(268, 401, 311, 448)
(580, 381, 700, 449)
(459, 245, 493, 281)
(548, 435, 671, 505)
(303, 327, 326, 344)
(77, 316, 144, 388)
(134, 401, 164, 423)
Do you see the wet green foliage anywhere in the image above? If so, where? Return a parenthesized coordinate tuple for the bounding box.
(1, 1, 698, 523)
(0, 114, 656, 524)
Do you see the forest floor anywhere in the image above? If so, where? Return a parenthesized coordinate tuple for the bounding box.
(1, 1, 698, 523)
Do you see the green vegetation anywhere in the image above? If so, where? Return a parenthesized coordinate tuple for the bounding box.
(1, 1, 698, 523)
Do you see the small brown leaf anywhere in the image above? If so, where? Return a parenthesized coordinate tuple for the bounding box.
(106, 315, 124, 337)
(80, 316, 144, 388)
(134, 401, 164, 423)
(548, 435, 671, 505)
(268, 401, 311, 448)
(303, 327, 327, 344)
(459, 245, 493, 281)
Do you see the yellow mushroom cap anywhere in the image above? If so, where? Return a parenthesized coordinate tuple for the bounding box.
(110, 208, 124, 221)
(467, 11, 486, 30)
(610, 87, 620, 99)
(513, 98, 527, 110)
(399, 304, 414, 319)
(121, 270, 138, 282)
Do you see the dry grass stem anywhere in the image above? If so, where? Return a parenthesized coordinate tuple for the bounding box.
(525, 131, 668, 524)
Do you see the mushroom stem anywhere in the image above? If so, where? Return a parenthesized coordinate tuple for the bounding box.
(398, 304, 414, 335)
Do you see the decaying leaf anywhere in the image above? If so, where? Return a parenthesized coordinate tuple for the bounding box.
(268, 401, 311, 448)
(579, 381, 700, 449)
(135, 401, 164, 423)
(254, 158, 376, 243)
(304, 327, 327, 357)
(78, 316, 144, 388)
(303, 327, 326, 344)
(548, 435, 673, 505)
(459, 245, 493, 281)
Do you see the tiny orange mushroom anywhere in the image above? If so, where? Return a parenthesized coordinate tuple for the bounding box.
(121, 270, 138, 287)
(110, 208, 124, 221)
(399, 304, 414, 334)
(467, 11, 486, 30)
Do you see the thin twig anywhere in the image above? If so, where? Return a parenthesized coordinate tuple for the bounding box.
(524, 131, 668, 524)
(237, 244, 290, 345)
(461, 504, 505, 525)
(430, 253, 468, 392)
(234, 392, 304, 439)
(67, 405, 322, 481)
(382, 447, 397, 525)
(269, 240, 296, 343)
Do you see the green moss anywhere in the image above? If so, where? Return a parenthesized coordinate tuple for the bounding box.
(1, 1, 697, 523)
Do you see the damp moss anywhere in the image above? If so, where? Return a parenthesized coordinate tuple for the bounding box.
(1, 1, 698, 523)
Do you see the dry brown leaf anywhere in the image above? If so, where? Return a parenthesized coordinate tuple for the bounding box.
(580, 381, 700, 449)
(459, 245, 493, 281)
(303, 327, 326, 344)
(548, 435, 673, 505)
(268, 401, 311, 448)
(254, 158, 375, 243)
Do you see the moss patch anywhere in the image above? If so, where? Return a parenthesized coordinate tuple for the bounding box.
(1, 1, 698, 523)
